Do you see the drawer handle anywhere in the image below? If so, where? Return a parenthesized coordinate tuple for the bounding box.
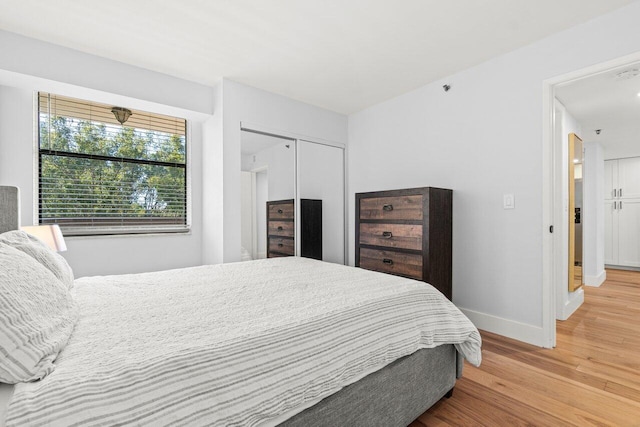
(277, 209, 283, 214)
(278, 243, 284, 247)
(383, 258, 394, 265)
(277, 226, 284, 231)
(382, 231, 393, 238)
(382, 204, 394, 211)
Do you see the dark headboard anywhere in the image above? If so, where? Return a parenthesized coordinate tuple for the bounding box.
(0, 186, 19, 233)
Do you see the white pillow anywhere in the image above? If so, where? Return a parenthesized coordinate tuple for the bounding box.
(0, 243, 79, 383)
(0, 230, 74, 289)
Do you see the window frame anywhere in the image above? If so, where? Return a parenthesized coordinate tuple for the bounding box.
(36, 92, 190, 237)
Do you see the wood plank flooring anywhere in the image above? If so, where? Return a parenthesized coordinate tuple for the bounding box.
(411, 269, 640, 426)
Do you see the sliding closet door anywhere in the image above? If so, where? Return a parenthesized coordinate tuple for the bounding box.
(297, 140, 345, 264)
(240, 131, 295, 259)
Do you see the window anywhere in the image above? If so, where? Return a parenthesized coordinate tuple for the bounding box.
(38, 93, 188, 236)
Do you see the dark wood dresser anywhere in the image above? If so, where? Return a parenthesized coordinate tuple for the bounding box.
(267, 199, 322, 260)
(355, 187, 452, 299)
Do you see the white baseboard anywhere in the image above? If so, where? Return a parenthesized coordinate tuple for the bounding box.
(584, 270, 606, 287)
(557, 288, 584, 320)
(459, 307, 546, 347)
(605, 264, 640, 271)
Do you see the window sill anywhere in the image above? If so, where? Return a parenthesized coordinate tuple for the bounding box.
(62, 227, 191, 238)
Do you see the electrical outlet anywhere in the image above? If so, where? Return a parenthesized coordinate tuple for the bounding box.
(503, 194, 515, 209)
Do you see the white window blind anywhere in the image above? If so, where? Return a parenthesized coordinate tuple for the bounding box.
(38, 93, 189, 236)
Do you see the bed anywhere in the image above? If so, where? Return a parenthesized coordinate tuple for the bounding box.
(0, 185, 481, 426)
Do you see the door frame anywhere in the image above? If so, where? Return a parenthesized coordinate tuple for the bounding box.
(542, 51, 640, 348)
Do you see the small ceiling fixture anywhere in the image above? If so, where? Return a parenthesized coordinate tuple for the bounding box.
(614, 68, 640, 81)
(111, 107, 132, 124)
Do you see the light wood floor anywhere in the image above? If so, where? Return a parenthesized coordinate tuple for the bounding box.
(411, 269, 640, 426)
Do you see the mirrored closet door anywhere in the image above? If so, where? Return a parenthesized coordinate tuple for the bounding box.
(297, 140, 345, 264)
(240, 129, 345, 264)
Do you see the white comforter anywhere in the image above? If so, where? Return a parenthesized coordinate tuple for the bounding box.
(5, 257, 481, 426)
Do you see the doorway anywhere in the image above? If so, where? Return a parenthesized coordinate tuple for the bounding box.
(543, 53, 640, 347)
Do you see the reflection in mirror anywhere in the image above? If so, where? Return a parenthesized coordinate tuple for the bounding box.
(240, 130, 346, 265)
(297, 140, 345, 264)
(569, 132, 583, 291)
(573, 138, 583, 289)
(241, 131, 295, 260)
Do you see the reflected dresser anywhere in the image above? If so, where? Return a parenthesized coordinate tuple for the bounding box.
(267, 199, 322, 260)
(355, 187, 452, 300)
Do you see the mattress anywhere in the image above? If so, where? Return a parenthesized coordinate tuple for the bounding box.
(4, 257, 481, 426)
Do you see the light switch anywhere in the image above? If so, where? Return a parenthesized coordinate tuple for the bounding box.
(503, 194, 515, 209)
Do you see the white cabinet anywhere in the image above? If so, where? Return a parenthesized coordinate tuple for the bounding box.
(604, 160, 615, 200)
(617, 157, 640, 199)
(604, 200, 616, 265)
(604, 158, 640, 267)
(617, 200, 640, 267)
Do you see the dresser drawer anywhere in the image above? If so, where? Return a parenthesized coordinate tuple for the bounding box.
(359, 195, 423, 221)
(268, 220, 294, 237)
(268, 251, 292, 258)
(359, 223, 422, 250)
(268, 202, 294, 220)
(359, 248, 422, 280)
(268, 237, 294, 255)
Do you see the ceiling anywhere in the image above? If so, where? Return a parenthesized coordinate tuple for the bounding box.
(555, 62, 640, 156)
(0, 0, 635, 114)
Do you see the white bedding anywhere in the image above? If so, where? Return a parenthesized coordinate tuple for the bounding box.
(0, 383, 12, 426)
(5, 257, 481, 426)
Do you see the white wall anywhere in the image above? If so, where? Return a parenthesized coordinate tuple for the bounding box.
(201, 85, 224, 267)
(347, 2, 640, 346)
(0, 31, 213, 277)
(0, 30, 212, 114)
(604, 143, 640, 160)
(202, 79, 348, 264)
(583, 141, 606, 287)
